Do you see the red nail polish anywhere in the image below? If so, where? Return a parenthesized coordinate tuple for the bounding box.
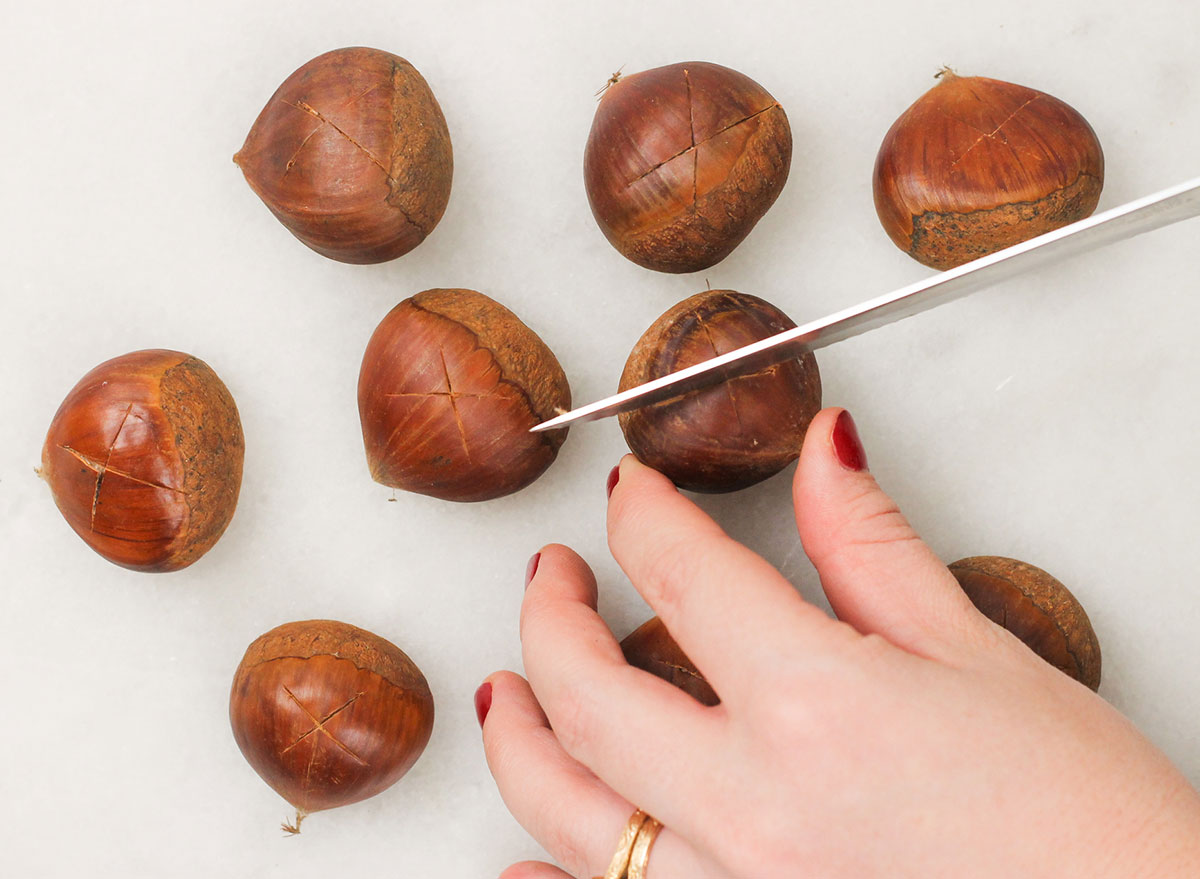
(606, 464, 620, 498)
(474, 682, 493, 727)
(525, 552, 541, 588)
(832, 410, 868, 472)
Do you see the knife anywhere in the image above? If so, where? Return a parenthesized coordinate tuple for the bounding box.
(532, 175, 1200, 433)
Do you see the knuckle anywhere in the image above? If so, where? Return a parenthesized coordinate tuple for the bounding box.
(518, 593, 550, 642)
(483, 728, 522, 779)
(546, 682, 597, 758)
(821, 486, 922, 560)
(639, 537, 705, 617)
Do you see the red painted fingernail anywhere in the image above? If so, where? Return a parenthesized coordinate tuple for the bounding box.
(525, 552, 541, 588)
(832, 410, 868, 472)
(606, 464, 621, 498)
(474, 682, 493, 727)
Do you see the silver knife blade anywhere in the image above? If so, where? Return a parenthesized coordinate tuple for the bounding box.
(533, 175, 1200, 433)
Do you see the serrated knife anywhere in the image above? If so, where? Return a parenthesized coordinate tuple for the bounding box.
(532, 176, 1200, 433)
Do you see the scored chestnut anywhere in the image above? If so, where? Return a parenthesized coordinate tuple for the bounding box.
(873, 70, 1103, 269)
(949, 555, 1101, 690)
(229, 620, 435, 833)
(358, 288, 571, 502)
(618, 289, 821, 492)
(621, 616, 718, 706)
(584, 61, 792, 273)
(235, 46, 453, 264)
(40, 349, 244, 572)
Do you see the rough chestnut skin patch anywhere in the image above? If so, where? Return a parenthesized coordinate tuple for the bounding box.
(235, 46, 453, 264)
(585, 61, 792, 273)
(358, 289, 571, 502)
(621, 616, 719, 706)
(40, 349, 244, 572)
(949, 555, 1101, 690)
(873, 72, 1103, 269)
(229, 620, 434, 827)
(618, 290, 821, 493)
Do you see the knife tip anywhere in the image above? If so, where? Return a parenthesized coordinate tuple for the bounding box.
(530, 412, 572, 433)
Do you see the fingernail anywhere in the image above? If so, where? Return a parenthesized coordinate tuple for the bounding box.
(832, 410, 868, 472)
(474, 682, 493, 727)
(606, 464, 621, 499)
(525, 552, 541, 589)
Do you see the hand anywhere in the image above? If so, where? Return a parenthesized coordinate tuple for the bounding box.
(477, 408, 1200, 878)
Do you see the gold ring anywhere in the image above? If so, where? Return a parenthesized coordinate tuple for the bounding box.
(600, 809, 647, 879)
(597, 809, 662, 879)
(627, 815, 663, 879)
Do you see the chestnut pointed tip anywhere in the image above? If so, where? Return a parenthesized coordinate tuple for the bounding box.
(280, 810, 306, 835)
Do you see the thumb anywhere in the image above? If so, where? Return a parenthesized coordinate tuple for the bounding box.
(793, 407, 988, 660)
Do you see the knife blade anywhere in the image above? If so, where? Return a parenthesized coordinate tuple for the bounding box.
(532, 175, 1200, 433)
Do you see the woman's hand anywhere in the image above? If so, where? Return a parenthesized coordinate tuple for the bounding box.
(478, 408, 1200, 878)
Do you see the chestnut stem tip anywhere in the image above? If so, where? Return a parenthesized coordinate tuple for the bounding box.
(594, 67, 624, 97)
(281, 810, 306, 835)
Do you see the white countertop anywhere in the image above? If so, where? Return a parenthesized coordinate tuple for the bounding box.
(1, 0, 1197, 875)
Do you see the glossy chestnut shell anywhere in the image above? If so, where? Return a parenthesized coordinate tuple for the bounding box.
(584, 61, 792, 273)
(40, 349, 244, 572)
(234, 46, 453, 264)
(873, 71, 1103, 269)
(621, 616, 718, 706)
(949, 555, 1101, 690)
(618, 290, 821, 492)
(229, 620, 435, 829)
(358, 288, 571, 501)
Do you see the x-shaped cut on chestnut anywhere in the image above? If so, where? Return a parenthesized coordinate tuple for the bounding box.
(624, 67, 782, 198)
(279, 686, 369, 766)
(380, 349, 493, 462)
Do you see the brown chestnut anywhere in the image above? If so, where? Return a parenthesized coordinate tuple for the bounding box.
(229, 620, 434, 832)
(618, 290, 821, 492)
(40, 349, 244, 572)
(234, 47, 453, 264)
(873, 70, 1103, 269)
(949, 555, 1101, 690)
(621, 616, 718, 706)
(358, 288, 571, 502)
(584, 62, 792, 273)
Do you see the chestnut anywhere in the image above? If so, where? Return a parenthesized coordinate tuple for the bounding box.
(618, 290, 821, 492)
(949, 556, 1101, 690)
(358, 288, 571, 502)
(229, 619, 434, 832)
(621, 616, 718, 706)
(584, 61, 792, 273)
(234, 47, 453, 264)
(873, 70, 1103, 269)
(40, 349, 244, 572)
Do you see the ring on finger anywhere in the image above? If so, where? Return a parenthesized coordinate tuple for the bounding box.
(598, 809, 664, 879)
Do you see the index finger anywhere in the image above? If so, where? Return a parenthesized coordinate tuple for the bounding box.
(607, 455, 852, 706)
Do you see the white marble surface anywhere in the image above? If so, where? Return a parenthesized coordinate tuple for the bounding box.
(1, 0, 1198, 875)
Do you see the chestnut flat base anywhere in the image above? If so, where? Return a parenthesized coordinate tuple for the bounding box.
(909, 172, 1101, 270)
